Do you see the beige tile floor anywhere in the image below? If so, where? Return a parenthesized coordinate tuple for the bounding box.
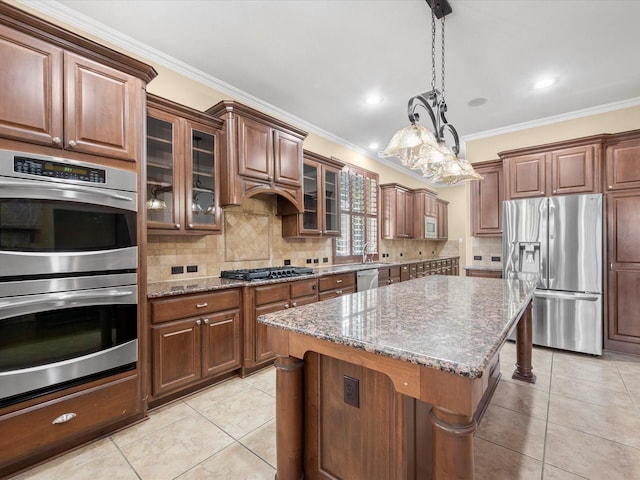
(11, 342, 640, 480)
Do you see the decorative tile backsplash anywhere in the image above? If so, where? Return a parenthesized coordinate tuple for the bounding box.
(146, 195, 457, 283)
(470, 236, 503, 267)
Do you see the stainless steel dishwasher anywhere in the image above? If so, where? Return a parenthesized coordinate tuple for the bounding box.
(356, 268, 379, 291)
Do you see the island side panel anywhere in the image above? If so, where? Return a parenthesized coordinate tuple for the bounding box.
(274, 355, 304, 480)
(513, 301, 537, 383)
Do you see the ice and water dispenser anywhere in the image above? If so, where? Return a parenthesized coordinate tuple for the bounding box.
(517, 242, 541, 274)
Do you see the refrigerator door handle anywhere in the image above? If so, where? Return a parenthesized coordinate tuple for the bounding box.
(535, 291, 600, 302)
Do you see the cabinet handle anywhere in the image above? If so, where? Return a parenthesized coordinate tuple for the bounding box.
(336, 289, 343, 295)
(284, 303, 290, 309)
(292, 301, 297, 307)
(203, 318, 209, 324)
(336, 279, 343, 284)
(610, 262, 613, 271)
(52, 413, 76, 424)
(196, 319, 202, 325)
(196, 303, 208, 308)
(52, 136, 62, 145)
(608, 185, 613, 189)
(68, 140, 77, 148)
(175, 224, 181, 229)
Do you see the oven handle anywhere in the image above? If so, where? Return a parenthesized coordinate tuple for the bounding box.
(0, 178, 136, 210)
(0, 289, 136, 321)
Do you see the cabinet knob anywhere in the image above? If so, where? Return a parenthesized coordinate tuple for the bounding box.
(196, 303, 208, 308)
(292, 301, 297, 307)
(284, 303, 290, 309)
(175, 224, 181, 229)
(52, 413, 76, 424)
(312, 285, 317, 290)
(188, 224, 193, 229)
(609, 185, 613, 189)
(68, 140, 77, 148)
(52, 136, 62, 145)
(196, 319, 202, 325)
(336, 289, 343, 295)
(203, 318, 209, 324)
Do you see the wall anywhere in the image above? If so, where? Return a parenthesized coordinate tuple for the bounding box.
(461, 104, 640, 270)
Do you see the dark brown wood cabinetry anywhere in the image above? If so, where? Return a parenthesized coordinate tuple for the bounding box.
(381, 183, 414, 239)
(0, 22, 151, 162)
(149, 289, 242, 403)
(378, 266, 402, 287)
(471, 159, 504, 236)
(245, 279, 318, 371)
(466, 269, 502, 278)
(207, 100, 307, 210)
(604, 130, 640, 355)
(436, 198, 449, 240)
(501, 137, 604, 200)
(412, 188, 438, 240)
(319, 272, 356, 300)
(280, 151, 344, 237)
(146, 95, 224, 234)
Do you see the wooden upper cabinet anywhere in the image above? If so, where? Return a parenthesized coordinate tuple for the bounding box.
(381, 183, 413, 239)
(0, 24, 63, 146)
(63, 52, 142, 161)
(605, 131, 640, 191)
(207, 100, 307, 209)
(412, 188, 438, 240)
(471, 160, 503, 236)
(436, 198, 448, 240)
(237, 115, 273, 182)
(0, 11, 155, 163)
(501, 136, 604, 200)
(503, 152, 547, 199)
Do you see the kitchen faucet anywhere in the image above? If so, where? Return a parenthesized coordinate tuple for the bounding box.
(362, 242, 374, 264)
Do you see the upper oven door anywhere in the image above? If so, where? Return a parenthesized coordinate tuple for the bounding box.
(0, 177, 137, 276)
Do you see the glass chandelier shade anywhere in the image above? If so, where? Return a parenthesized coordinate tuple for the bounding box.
(378, 2, 482, 185)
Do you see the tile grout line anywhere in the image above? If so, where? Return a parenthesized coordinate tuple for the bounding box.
(539, 350, 554, 480)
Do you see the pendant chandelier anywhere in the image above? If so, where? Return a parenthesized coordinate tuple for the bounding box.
(378, 0, 482, 185)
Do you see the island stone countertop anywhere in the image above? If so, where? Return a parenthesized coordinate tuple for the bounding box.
(258, 274, 538, 378)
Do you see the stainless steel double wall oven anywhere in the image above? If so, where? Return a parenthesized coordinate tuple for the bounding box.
(0, 149, 138, 406)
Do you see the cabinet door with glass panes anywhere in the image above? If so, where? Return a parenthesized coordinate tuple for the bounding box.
(146, 96, 222, 234)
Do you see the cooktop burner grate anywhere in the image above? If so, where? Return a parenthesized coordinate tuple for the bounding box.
(220, 266, 314, 281)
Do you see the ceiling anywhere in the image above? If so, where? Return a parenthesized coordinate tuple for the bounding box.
(23, 0, 640, 182)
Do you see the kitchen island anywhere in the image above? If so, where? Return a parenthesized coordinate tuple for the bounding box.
(259, 274, 538, 480)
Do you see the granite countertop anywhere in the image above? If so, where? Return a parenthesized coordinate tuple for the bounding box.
(258, 275, 538, 378)
(147, 256, 460, 298)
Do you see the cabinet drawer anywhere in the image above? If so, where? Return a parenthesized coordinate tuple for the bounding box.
(291, 278, 318, 299)
(319, 273, 355, 292)
(318, 286, 356, 301)
(0, 375, 139, 467)
(255, 283, 290, 306)
(151, 289, 241, 323)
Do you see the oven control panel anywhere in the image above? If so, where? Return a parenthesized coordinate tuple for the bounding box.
(14, 157, 106, 183)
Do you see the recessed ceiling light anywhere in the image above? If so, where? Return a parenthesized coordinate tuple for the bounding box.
(365, 94, 383, 105)
(533, 76, 557, 90)
(467, 97, 488, 107)
(369, 142, 380, 150)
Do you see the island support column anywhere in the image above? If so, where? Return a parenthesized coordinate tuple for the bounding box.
(512, 301, 536, 384)
(274, 355, 304, 480)
(430, 407, 477, 479)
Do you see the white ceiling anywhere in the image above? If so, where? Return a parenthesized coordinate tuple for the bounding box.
(22, 0, 640, 182)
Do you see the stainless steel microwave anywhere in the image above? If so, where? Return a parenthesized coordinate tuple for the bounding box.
(425, 215, 437, 239)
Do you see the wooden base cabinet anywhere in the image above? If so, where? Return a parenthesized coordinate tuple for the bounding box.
(149, 289, 242, 402)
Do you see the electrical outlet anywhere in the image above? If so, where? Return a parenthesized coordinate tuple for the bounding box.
(419, 251, 422, 255)
(491, 256, 501, 262)
(313, 258, 319, 264)
(323, 257, 328, 263)
(474, 255, 482, 261)
(306, 258, 312, 264)
(400, 252, 403, 257)
(186, 265, 197, 273)
(284, 259, 291, 266)
(171, 266, 184, 275)
(344, 375, 360, 408)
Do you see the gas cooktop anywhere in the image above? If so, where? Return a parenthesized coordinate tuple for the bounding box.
(220, 266, 314, 281)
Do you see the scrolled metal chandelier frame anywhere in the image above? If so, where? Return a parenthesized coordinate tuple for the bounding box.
(379, 0, 482, 185)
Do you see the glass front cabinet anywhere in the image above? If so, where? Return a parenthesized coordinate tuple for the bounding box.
(146, 95, 223, 234)
(280, 151, 344, 237)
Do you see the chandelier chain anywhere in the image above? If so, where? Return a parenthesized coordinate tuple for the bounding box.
(431, 6, 436, 92)
(441, 15, 446, 102)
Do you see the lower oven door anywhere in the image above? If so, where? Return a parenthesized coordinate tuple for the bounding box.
(0, 276, 138, 406)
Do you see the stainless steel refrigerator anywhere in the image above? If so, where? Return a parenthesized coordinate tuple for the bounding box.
(503, 194, 603, 355)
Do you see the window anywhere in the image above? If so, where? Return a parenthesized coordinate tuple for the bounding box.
(334, 164, 378, 264)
